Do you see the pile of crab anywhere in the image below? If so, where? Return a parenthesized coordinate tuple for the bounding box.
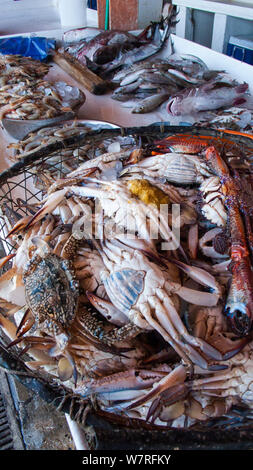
(0, 130, 253, 429)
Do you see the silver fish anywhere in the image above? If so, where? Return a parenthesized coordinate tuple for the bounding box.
(63, 27, 102, 44)
(111, 62, 153, 83)
(113, 79, 142, 95)
(132, 93, 170, 114)
(158, 69, 201, 89)
(141, 71, 177, 85)
(112, 91, 158, 102)
(120, 69, 147, 86)
(165, 69, 201, 86)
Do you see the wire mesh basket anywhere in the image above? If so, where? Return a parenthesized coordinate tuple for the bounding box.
(0, 123, 253, 450)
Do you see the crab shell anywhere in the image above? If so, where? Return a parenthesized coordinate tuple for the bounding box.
(23, 252, 79, 336)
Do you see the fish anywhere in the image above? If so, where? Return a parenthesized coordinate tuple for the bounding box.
(112, 79, 143, 95)
(120, 69, 148, 86)
(162, 69, 202, 87)
(64, 12, 177, 78)
(179, 54, 208, 71)
(141, 71, 178, 86)
(112, 90, 159, 102)
(63, 27, 102, 44)
(99, 11, 178, 76)
(100, 26, 170, 76)
(152, 53, 208, 78)
(132, 93, 170, 114)
(76, 30, 144, 66)
(167, 81, 249, 116)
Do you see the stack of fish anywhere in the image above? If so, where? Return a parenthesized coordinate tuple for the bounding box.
(110, 56, 250, 119)
(63, 11, 178, 77)
(110, 56, 206, 113)
(0, 55, 85, 120)
(61, 14, 252, 127)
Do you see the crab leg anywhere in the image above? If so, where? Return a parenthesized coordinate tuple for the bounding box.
(77, 307, 141, 346)
(137, 300, 213, 369)
(148, 290, 223, 362)
(125, 364, 187, 410)
(0, 312, 56, 364)
(165, 258, 222, 295)
(47, 168, 98, 195)
(75, 368, 170, 400)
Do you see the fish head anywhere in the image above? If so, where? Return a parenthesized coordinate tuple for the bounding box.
(166, 96, 182, 116)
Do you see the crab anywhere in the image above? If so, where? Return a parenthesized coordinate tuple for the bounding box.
(200, 176, 227, 227)
(22, 236, 79, 345)
(66, 148, 143, 180)
(122, 152, 213, 185)
(85, 235, 226, 370)
(24, 175, 196, 261)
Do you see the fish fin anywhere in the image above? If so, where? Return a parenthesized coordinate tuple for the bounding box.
(235, 83, 248, 94)
(233, 97, 247, 106)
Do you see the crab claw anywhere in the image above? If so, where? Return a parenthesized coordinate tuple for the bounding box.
(0, 253, 16, 268)
(146, 382, 188, 423)
(123, 149, 143, 166)
(86, 291, 129, 326)
(16, 307, 33, 338)
(25, 188, 69, 229)
(164, 258, 221, 307)
(167, 258, 221, 294)
(75, 368, 167, 399)
(126, 364, 187, 411)
(7, 216, 33, 237)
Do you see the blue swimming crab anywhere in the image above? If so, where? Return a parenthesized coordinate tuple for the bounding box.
(23, 236, 79, 351)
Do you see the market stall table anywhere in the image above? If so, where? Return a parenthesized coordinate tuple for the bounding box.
(0, 33, 252, 174)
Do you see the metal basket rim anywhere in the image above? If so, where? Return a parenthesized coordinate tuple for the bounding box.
(0, 123, 252, 185)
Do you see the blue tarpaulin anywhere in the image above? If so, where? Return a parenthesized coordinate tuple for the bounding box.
(0, 36, 55, 61)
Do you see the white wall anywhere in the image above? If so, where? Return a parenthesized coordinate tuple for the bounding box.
(138, 0, 163, 28)
(183, 9, 253, 53)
